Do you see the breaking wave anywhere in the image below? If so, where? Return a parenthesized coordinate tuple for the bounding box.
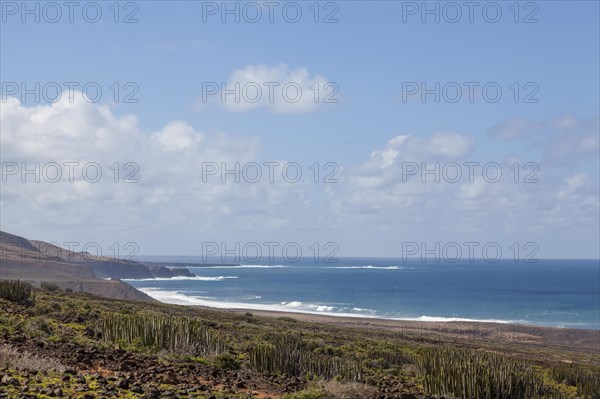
(124, 276, 238, 282)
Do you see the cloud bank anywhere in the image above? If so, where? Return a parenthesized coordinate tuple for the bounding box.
(1, 96, 598, 257)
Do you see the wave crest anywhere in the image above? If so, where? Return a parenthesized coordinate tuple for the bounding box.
(124, 276, 238, 282)
(332, 265, 408, 270)
(196, 265, 289, 269)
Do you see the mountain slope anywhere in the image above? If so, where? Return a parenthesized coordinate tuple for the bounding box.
(0, 231, 156, 302)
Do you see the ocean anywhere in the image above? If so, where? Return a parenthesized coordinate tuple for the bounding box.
(127, 257, 600, 330)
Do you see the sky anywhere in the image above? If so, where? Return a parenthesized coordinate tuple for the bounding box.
(1, 1, 599, 260)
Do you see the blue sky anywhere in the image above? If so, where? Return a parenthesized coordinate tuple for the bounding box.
(1, 1, 599, 259)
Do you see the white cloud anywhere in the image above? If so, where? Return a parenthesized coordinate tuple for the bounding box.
(0, 94, 320, 239)
(427, 132, 473, 157)
(365, 132, 473, 171)
(152, 121, 202, 152)
(201, 63, 334, 114)
(457, 177, 487, 201)
(558, 173, 587, 201)
(327, 128, 598, 249)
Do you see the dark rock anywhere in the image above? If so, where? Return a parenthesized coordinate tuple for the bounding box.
(1, 375, 18, 386)
(115, 378, 130, 389)
(145, 387, 160, 399)
(131, 385, 143, 394)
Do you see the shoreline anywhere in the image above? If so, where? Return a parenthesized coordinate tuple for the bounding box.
(136, 286, 600, 331)
(190, 305, 600, 357)
(129, 259, 600, 334)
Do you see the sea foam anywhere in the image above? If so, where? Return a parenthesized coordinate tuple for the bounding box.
(124, 276, 238, 282)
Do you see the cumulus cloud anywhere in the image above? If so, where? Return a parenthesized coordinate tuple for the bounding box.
(365, 132, 473, 171)
(152, 121, 202, 152)
(199, 63, 336, 113)
(327, 128, 598, 247)
(0, 93, 319, 240)
(335, 132, 480, 216)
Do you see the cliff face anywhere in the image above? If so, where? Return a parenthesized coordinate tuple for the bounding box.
(1, 231, 195, 280)
(89, 261, 194, 280)
(0, 231, 194, 302)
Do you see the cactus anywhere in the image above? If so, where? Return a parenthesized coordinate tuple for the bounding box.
(416, 346, 556, 399)
(249, 334, 362, 382)
(550, 364, 600, 399)
(368, 348, 414, 367)
(0, 280, 35, 306)
(101, 313, 225, 356)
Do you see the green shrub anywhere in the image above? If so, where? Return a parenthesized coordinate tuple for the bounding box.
(40, 282, 61, 292)
(283, 387, 328, 399)
(214, 352, 241, 370)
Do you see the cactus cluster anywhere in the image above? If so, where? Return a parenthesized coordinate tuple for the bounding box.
(102, 313, 225, 356)
(368, 348, 414, 368)
(249, 334, 362, 381)
(0, 280, 35, 306)
(550, 364, 600, 399)
(416, 346, 552, 399)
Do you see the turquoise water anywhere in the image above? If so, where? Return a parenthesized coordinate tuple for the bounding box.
(128, 258, 600, 329)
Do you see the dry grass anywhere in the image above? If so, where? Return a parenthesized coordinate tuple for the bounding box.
(285, 381, 378, 399)
(320, 381, 378, 399)
(0, 344, 66, 372)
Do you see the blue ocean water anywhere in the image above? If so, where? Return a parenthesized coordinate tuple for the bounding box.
(128, 257, 600, 330)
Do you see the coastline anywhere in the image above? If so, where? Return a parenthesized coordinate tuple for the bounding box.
(129, 259, 600, 333)
(135, 284, 600, 330)
(196, 305, 600, 360)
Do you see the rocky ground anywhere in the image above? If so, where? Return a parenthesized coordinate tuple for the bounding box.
(0, 286, 443, 399)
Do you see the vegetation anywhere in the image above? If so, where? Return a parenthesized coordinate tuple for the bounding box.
(0, 279, 35, 306)
(102, 312, 225, 356)
(40, 281, 61, 292)
(550, 364, 600, 399)
(283, 382, 378, 399)
(249, 334, 362, 381)
(417, 346, 546, 399)
(0, 343, 66, 372)
(0, 285, 598, 398)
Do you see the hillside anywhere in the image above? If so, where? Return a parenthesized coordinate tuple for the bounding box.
(0, 231, 197, 302)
